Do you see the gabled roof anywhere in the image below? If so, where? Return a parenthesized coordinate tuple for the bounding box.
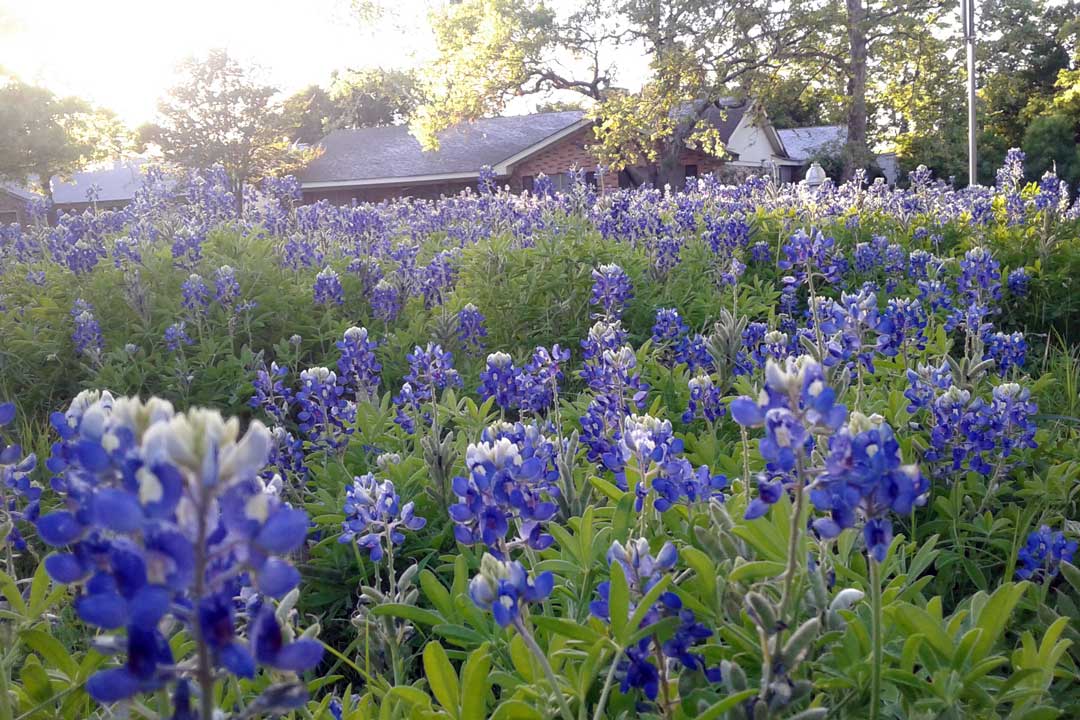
(50, 160, 147, 204)
(1, 182, 38, 202)
(777, 126, 846, 162)
(299, 111, 589, 187)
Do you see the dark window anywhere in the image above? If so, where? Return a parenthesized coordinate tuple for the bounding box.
(584, 171, 598, 188)
(522, 175, 535, 193)
(684, 164, 699, 177)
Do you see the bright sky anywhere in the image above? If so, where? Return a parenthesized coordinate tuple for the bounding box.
(0, 0, 439, 125)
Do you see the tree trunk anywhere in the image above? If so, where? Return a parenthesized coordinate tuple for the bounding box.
(843, 0, 870, 181)
(39, 173, 56, 226)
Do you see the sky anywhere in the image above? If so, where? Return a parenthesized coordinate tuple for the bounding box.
(0, 0, 441, 125)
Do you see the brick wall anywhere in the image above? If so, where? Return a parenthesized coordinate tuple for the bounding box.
(508, 127, 619, 192)
(302, 180, 477, 205)
(0, 190, 29, 225)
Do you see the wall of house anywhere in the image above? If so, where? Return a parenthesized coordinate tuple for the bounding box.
(302, 180, 479, 205)
(0, 191, 29, 225)
(726, 117, 780, 168)
(509, 127, 618, 192)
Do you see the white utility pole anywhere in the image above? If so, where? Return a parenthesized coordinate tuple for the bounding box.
(962, 0, 978, 186)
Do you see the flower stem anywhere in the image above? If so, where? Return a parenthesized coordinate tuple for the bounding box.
(591, 647, 622, 720)
(869, 558, 883, 720)
(514, 619, 574, 720)
(778, 455, 807, 625)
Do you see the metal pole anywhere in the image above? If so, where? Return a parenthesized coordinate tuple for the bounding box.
(964, 0, 977, 186)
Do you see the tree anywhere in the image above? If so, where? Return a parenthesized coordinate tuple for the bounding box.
(411, 0, 622, 147)
(283, 69, 425, 144)
(414, 0, 813, 186)
(1022, 115, 1080, 186)
(0, 76, 126, 213)
(142, 50, 315, 211)
(327, 68, 424, 130)
(783, 0, 948, 179)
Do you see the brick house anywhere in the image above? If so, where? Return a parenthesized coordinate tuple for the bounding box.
(299, 100, 804, 204)
(0, 183, 38, 224)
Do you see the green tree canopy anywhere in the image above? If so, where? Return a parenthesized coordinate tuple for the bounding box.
(0, 75, 127, 206)
(141, 49, 315, 210)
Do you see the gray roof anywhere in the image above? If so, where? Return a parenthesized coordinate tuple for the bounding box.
(299, 111, 587, 184)
(49, 160, 147, 204)
(777, 126, 846, 162)
(1, 182, 38, 202)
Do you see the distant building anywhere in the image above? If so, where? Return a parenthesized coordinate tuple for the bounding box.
(777, 125, 899, 184)
(0, 160, 148, 225)
(299, 100, 805, 204)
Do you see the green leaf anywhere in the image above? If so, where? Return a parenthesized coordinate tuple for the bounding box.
(433, 624, 487, 648)
(729, 561, 786, 584)
(460, 643, 491, 720)
(697, 689, 758, 719)
(21, 630, 80, 679)
(972, 582, 1028, 659)
(420, 569, 455, 620)
(370, 603, 443, 626)
(531, 616, 602, 644)
(589, 476, 626, 502)
(386, 685, 434, 710)
(609, 561, 630, 643)
(20, 654, 53, 704)
(625, 575, 673, 643)
(423, 641, 460, 716)
(491, 700, 544, 720)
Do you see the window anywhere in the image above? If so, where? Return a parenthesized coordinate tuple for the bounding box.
(0, 211, 16, 225)
(684, 164, 699, 178)
(550, 173, 572, 192)
(584, 171, 598, 188)
(522, 175, 535, 193)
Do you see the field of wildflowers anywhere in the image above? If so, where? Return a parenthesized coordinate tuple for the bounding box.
(2, 152, 1080, 719)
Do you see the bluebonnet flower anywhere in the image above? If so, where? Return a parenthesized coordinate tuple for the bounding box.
(983, 330, 1026, 376)
(457, 303, 488, 356)
(370, 279, 401, 323)
(590, 263, 633, 320)
(181, 273, 210, 317)
(71, 298, 103, 363)
(718, 256, 746, 286)
(313, 266, 344, 306)
(1034, 171, 1067, 213)
(393, 344, 462, 432)
(339, 474, 426, 561)
(468, 553, 553, 628)
(875, 297, 927, 358)
(250, 362, 290, 422)
(336, 326, 381, 402)
(903, 362, 952, 413)
(518, 345, 570, 414)
(683, 374, 725, 424)
(293, 367, 356, 450)
(449, 424, 559, 557)
(164, 321, 194, 352)
(958, 247, 1001, 305)
(1, 402, 40, 551)
(214, 265, 241, 309)
(651, 308, 689, 348)
(590, 540, 721, 700)
(750, 240, 771, 264)
(1007, 268, 1031, 298)
(779, 229, 844, 284)
(35, 394, 321, 705)
(1016, 526, 1077, 582)
(479, 352, 521, 411)
(809, 413, 928, 561)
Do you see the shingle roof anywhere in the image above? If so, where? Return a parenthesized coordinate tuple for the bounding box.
(777, 126, 847, 162)
(299, 111, 588, 184)
(49, 160, 147, 204)
(1, 182, 38, 202)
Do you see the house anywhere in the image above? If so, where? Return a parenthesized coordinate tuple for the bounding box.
(0, 183, 37, 225)
(48, 160, 148, 214)
(777, 125, 900, 184)
(0, 160, 148, 225)
(299, 99, 804, 203)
